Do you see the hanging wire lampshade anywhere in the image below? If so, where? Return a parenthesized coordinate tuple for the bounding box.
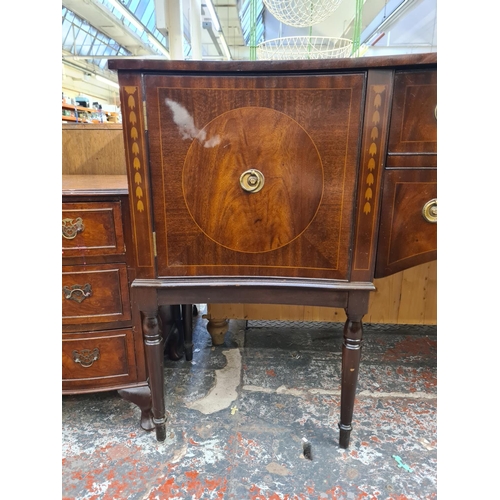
(263, 0, 343, 28)
(256, 36, 352, 60)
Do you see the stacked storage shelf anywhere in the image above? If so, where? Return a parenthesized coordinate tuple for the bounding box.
(62, 102, 120, 123)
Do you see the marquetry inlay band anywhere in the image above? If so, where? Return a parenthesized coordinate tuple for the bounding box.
(124, 86, 145, 214)
(363, 85, 386, 216)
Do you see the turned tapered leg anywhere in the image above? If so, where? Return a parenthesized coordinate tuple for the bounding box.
(182, 304, 193, 361)
(205, 317, 229, 345)
(142, 312, 167, 441)
(118, 385, 154, 431)
(339, 317, 364, 448)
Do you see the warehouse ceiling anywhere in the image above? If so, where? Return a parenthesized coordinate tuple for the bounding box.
(61, 0, 436, 102)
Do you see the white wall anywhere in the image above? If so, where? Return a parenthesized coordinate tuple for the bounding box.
(62, 63, 120, 106)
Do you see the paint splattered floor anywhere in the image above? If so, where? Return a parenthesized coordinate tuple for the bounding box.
(62, 306, 437, 499)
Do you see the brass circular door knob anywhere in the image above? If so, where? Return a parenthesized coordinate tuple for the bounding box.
(240, 169, 265, 193)
(422, 198, 437, 223)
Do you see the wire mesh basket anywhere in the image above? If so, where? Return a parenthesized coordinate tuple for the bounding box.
(256, 36, 353, 61)
(263, 0, 343, 28)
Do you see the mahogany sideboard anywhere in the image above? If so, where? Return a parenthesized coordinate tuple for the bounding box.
(108, 53, 437, 448)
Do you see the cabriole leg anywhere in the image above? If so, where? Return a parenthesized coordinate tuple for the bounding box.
(117, 385, 154, 431)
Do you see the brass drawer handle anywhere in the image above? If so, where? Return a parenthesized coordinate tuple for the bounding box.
(72, 348, 100, 368)
(62, 217, 85, 239)
(422, 198, 437, 223)
(63, 283, 92, 303)
(240, 169, 265, 193)
(434, 105, 437, 120)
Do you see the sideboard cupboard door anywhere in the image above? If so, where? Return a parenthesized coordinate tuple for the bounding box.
(142, 73, 365, 281)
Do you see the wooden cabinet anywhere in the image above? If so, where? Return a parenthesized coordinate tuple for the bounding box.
(62, 175, 154, 431)
(108, 53, 438, 449)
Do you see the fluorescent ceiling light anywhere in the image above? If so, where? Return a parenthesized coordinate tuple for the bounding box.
(147, 34, 171, 58)
(95, 75, 120, 89)
(107, 0, 144, 33)
(205, 0, 221, 32)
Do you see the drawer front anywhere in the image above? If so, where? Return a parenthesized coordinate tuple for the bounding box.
(62, 328, 137, 391)
(62, 201, 125, 257)
(62, 263, 131, 325)
(388, 70, 437, 155)
(375, 170, 437, 278)
(142, 73, 366, 280)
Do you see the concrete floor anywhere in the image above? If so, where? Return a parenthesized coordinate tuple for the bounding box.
(62, 305, 437, 499)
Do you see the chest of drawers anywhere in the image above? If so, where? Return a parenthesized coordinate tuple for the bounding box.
(62, 175, 154, 431)
(108, 53, 437, 448)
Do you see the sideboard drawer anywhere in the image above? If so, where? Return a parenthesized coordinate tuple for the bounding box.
(375, 170, 437, 278)
(388, 70, 437, 155)
(62, 263, 131, 325)
(62, 201, 125, 257)
(62, 328, 137, 391)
